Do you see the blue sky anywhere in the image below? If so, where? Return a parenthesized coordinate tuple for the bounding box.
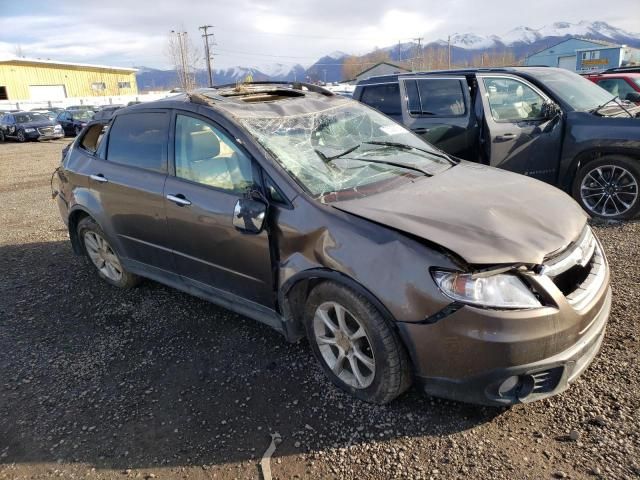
(1, 0, 639, 70)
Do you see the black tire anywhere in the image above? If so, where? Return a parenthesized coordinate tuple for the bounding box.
(16, 129, 26, 142)
(304, 281, 412, 404)
(0, 130, 5, 142)
(572, 155, 640, 220)
(77, 216, 141, 288)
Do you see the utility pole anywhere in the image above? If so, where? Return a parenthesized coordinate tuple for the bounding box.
(322, 69, 327, 84)
(199, 25, 215, 86)
(412, 37, 423, 71)
(398, 40, 402, 62)
(448, 35, 452, 69)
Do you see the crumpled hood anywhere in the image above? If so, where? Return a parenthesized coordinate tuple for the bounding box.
(333, 162, 587, 265)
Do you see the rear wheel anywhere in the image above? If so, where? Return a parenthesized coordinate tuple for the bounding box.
(304, 281, 411, 404)
(573, 155, 640, 220)
(77, 217, 140, 288)
(0, 130, 5, 142)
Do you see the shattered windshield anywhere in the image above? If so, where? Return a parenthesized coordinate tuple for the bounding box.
(239, 102, 452, 202)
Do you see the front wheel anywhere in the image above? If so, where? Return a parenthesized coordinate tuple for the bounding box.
(304, 281, 412, 404)
(16, 130, 26, 142)
(573, 155, 640, 220)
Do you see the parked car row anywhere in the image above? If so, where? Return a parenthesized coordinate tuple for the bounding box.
(354, 66, 640, 220)
(0, 103, 135, 142)
(53, 77, 612, 407)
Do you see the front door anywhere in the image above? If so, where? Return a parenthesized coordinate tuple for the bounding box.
(398, 76, 477, 159)
(86, 110, 173, 271)
(476, 74, 563, 184)
(164, 112, 274, 307)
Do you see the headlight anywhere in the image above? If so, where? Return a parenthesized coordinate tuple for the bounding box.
(432, 271, 541, 309)
(54, 125, 62, 131)
(24, 128, 35, 133)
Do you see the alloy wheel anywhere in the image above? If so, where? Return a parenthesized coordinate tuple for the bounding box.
(83, 231, 123, 282)
(313, 301, 376, 389)
(580, 165, 638, 217)
(17, 130, 25, 142)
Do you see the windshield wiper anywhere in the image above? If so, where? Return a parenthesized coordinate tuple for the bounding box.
(321, 154, 433, 176)
(363, 141, 455, 163)
(315, 144, 362, 163)
(591, 95, 633, 117)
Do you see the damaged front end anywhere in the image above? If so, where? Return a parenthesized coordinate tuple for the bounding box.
(397, 225, 610, 406)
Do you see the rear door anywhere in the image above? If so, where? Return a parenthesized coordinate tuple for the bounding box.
(398, 76, 477, 159)
(164, 111, 275, 307)
(87, 110, 174, 270)
(476, 74, 563, 184)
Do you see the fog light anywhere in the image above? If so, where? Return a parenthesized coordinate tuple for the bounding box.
(498, 374, 535, 399)
(498, 376, 520, 397)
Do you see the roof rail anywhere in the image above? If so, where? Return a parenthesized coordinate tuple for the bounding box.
(214, 81, 335, 97)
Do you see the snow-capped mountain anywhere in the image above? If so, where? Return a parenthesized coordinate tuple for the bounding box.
(445, 20, 640, 50)
(135, 20, 640, 89)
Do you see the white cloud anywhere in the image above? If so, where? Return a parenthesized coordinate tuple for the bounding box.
(0, 0, 638, 69)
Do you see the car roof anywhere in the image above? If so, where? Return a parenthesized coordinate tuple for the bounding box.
(120, 82, 352, 119)
(356, 66, 559, 85)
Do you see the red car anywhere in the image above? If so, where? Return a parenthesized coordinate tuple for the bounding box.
(585, 69, 640, 104)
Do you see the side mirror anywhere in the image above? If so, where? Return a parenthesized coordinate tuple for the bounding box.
(233, 198, 267, 234)
(541, 101, 561, 120)
(625, 92, 640, 103)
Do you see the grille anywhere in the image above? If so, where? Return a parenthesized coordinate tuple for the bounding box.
(530, 367, 563, 394)
(37, 126, 55, 135)
(542, 227, 605, 309)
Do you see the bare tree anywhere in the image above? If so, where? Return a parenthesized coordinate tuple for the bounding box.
(166, 30, 200, 91)
(13, 44, 25, 58)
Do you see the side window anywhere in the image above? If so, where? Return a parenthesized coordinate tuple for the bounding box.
(359, 84, 402, 116)
(79, 124, 106, 155)
(174, 114, 253, 193)
(482, 77, 545, 122)
(405, 79, 466, 116)
(264, 175, 287, 204)
(107, 112, 168, 172)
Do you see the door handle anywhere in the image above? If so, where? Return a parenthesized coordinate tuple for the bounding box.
(495, 133, 516, 142)
(413, 127, 431, 134)
(90, 174, 108, 183)
(166, 194, 192, 206)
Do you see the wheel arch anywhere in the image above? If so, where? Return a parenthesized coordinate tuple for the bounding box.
(67, 207, 94, 255)
(278, 268, 398, 342)
(566, 148, 640, 191)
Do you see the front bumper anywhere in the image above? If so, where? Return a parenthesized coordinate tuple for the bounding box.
(405, 288, 610, 406)
(24, 130, 64, 140)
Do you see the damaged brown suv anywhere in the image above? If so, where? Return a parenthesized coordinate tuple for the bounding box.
(53, 83, 611, 406)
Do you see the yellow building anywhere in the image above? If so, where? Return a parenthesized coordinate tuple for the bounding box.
(0, 58, 138, 101)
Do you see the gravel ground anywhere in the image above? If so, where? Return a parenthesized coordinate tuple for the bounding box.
(0, 140, 638, 480)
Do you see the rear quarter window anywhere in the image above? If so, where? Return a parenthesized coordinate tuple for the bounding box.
(106, 112, 169, 172)
(359, 83, 402, 116)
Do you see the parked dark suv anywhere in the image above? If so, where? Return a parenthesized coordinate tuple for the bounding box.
(354, 67, 640, 220)
(53, 83, 610, 406)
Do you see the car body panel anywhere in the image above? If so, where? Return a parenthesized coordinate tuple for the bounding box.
(53, 85, 611, 405)
(332, 161, 587, 265)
